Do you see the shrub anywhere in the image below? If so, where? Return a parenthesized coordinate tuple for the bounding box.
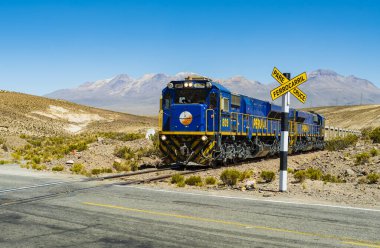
(171, 173, 184, 184)
(355, 152, 370, 165)
(294, 170, 307, 183)
(325, 134, 358, 151)
(185, 176, 203, 186)
(0, 160, 11, 165)
(114, 147, 135, 160)
(369, 148, 379, 157)
(177, 181, 186, 187)
(260, 171, 276, 183)
(239, 170, 253, 181)
(71, 163, 84, 174)
(367, 173, 380, 184)
(369, 127, 380, 143)
(31, 163, 47, 170)
(91, 168, 102, 175)
(52, 165, 64, 171)
(287, 168, 294, 174)
(130, 161, 139, 171)
(306, 168, 323, 180)
(32, 156, 41, 164)
(220, 169, 241, 186)
(322, 174, 342, 183)
(113, 161, 131, 172)
(205, 176, 217, 185)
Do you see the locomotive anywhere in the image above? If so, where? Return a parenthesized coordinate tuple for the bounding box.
(158, 76, 325, 166)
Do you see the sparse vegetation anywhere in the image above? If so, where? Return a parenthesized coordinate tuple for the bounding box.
(113, 161, 131, 172)
(70, 163, 85, 174)
(220, 169, 241, 186)
(325, 134, 358, 151)
(0, 160, 11, 165)
(16, 134, 97, 164)
(171, 173, 184, 184)
(205, 176, 217, 185)
(260, 171, 276, 183)
(287, 168, 294, 174)
(355, 152, 370, 165)
(367, 173, 380, 184)
(31, 163, 47, 170)
(306, 168, 323, 180)
(294, 170, 307, 183)
(239, 170, 253, 181)
(293, 168, 341, 183)
(369, 127, 380, 143)
(114, 146, 135, 160)
(97, 132, 144, 142)
(322, 174, 343, 183)
(176, 181, 186, 187)
(185, 176, 203, 186)
(91, 168, 113, 175)
(52, 165, 64, 171)
(369, 148, 379, 157)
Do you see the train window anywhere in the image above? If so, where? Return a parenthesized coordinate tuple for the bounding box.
(231, 94, 241, 107)
(174, 89, 208, 104)
(163, 93, 170, 109)
(221, 98, 230, 112)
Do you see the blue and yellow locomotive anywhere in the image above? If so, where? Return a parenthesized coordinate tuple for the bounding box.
(158, 76, 325, 166)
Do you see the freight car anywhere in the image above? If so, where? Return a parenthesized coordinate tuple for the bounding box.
(158, 76, 325, 166)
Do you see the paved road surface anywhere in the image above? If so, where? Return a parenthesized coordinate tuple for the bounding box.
(0, 165, 379, 248)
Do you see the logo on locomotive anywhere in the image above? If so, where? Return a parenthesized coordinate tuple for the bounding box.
(179, 111, 193, 125)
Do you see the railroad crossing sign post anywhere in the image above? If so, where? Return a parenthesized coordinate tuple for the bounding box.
(270, 67, 308, 192)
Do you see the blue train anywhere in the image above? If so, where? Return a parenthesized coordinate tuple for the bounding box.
(158, 76, 325, 166)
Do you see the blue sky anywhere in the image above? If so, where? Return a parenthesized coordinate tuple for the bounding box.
(0, 0, 379, 95)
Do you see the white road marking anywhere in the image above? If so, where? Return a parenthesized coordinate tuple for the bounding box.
(117, 185, 380, 213)
(0, 181, 68, 194)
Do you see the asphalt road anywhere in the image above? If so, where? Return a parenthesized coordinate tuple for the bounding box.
(0, 165, 379, 248)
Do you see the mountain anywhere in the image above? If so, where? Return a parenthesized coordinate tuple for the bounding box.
(45, 70, 380, 115)
(0, 91, 156, 136)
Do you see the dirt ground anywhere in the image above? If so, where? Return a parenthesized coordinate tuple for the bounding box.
(148, 141, 380, 208)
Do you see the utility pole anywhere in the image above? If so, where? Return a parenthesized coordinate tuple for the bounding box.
(279, 73, 290, 192)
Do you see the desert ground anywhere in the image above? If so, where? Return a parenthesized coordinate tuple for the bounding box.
(0, 91, 379, 208)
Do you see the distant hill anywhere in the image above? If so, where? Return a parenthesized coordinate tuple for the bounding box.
(305, 105, 380, 129)
(0, 91, 156, 136)
(45, 69, 380, 115)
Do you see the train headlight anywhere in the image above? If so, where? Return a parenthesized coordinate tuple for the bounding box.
(184, 82, 189, 87)
(161, 135, 167, 141)
(201, 135, 208, 141)
(206, 82, 212, 88)
(167, 83, 174, 88)
(188, 82, 193, 87)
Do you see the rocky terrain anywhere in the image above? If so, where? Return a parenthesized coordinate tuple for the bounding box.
(0, 91, 157, 136)
(151, 140, 380, 208)
(45, 69, 380, 115)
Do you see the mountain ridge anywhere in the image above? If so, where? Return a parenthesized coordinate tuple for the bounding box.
(46, 69, 380, 115)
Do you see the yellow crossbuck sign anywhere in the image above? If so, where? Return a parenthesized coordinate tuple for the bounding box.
(270, 67, 308, 103)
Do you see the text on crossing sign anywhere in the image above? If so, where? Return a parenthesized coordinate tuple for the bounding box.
(270, 67, 308, 103)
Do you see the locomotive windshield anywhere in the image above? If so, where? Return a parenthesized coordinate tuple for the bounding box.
(174, 89, 209, 104)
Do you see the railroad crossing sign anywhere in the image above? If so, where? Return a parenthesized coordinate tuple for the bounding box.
(270, 67, 308, 103)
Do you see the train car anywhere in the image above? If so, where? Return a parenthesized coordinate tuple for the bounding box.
(158, 76, 325, 166)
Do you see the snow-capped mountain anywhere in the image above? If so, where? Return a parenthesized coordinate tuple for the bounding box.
(46, 70, 380, 115)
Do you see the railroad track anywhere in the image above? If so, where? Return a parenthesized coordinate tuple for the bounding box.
(0, 166, 208, 207)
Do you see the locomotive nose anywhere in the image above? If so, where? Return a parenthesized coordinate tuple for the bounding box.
(170, 104, 207, 132)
